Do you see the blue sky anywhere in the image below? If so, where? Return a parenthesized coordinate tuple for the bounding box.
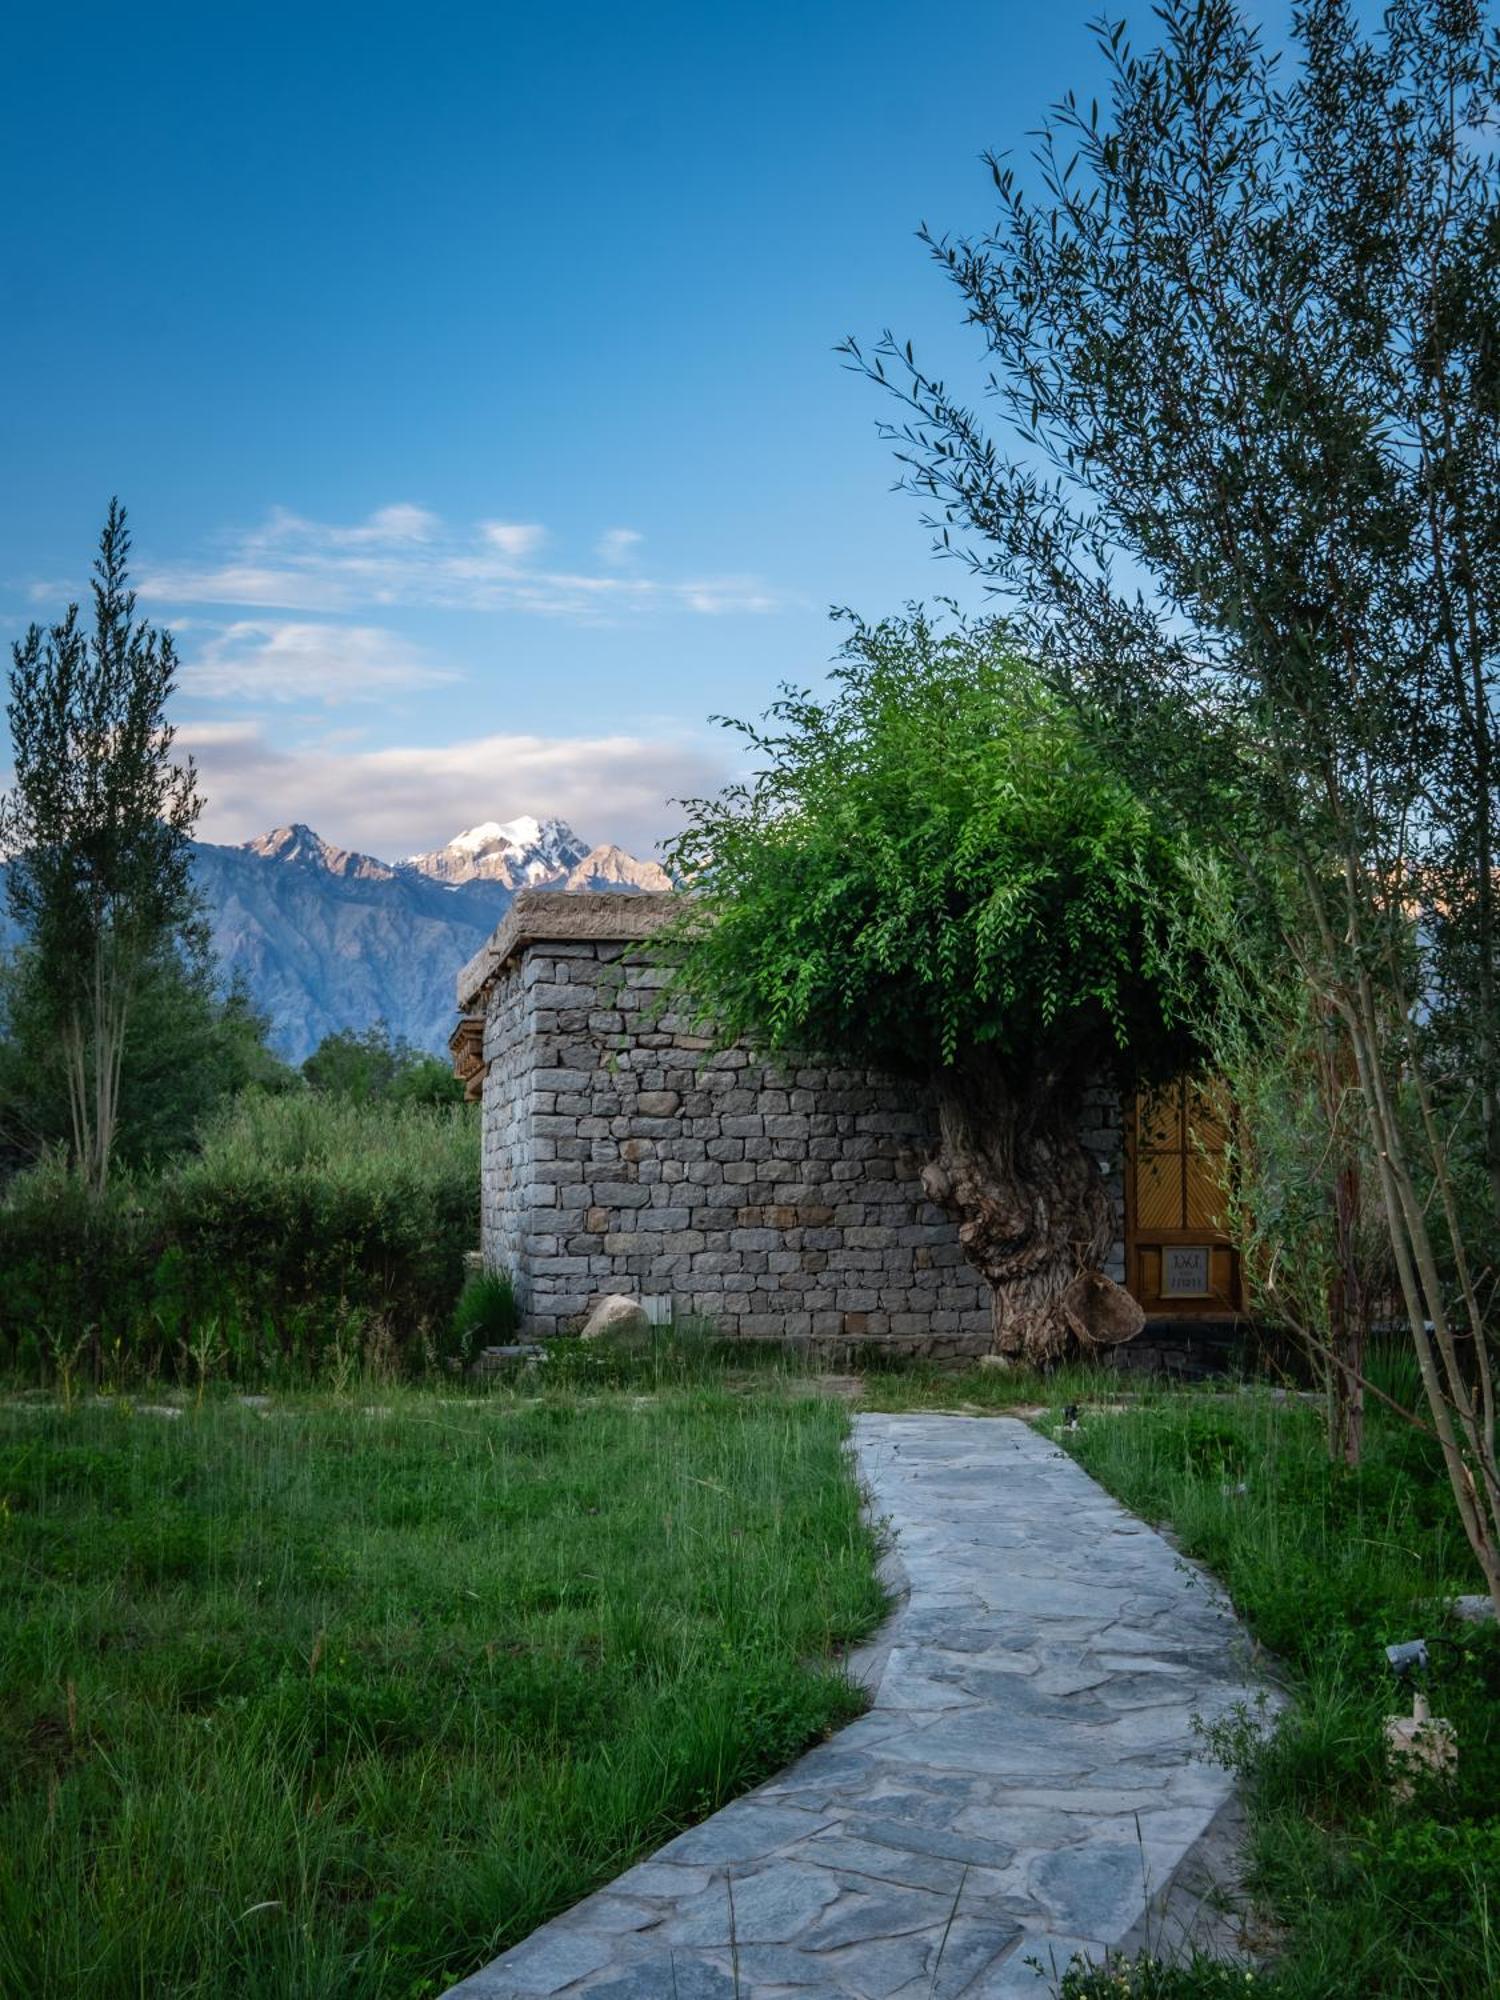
(4, 1, 1149, 860)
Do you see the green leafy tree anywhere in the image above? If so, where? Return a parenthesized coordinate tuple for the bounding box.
(846, 0, 1500, 1598)
(302, 1021, 462, 1106)
(0, 950, 293, 1179)
(0, 503, 201, 1193)
(666, 611, 1203, 1360)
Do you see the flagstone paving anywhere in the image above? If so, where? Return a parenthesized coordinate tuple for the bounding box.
(445, 1413, 1272, 2000)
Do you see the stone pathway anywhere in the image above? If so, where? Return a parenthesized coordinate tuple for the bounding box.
(445, 1414, 1270, 2000)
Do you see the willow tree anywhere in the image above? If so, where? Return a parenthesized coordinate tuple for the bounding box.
(666, 611, 1202, 1361)
(0, 503, 201, 1194)
(846, 0, 1500, 1599)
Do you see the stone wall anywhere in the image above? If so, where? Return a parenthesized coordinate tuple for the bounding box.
(463, 892, 1125, 1357)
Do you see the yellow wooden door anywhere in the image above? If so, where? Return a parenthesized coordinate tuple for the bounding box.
(1126, 1077, 1241, 1314)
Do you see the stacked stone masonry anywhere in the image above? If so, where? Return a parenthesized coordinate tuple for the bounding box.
(465, 893, 1125, 1359)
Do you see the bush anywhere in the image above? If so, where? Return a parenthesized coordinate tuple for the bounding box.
(0, 1092, 479, 1381)
(446, 1269, 520, 1367)
(301, 1021, 462, 1106)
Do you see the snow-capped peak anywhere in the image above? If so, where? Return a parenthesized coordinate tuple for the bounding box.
(402, 814, 593, 888)
(446, 814, 573, 860)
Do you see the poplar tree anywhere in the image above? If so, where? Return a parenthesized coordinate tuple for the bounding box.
(1, 502, 202, 1193)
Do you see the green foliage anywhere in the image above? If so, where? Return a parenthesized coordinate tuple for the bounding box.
(1056, 1958, 1270, 1996)
(302, 1021, 462, 1107)
(0, 504, 203, 1191)
(446, 1268, 520, 1367)
(666, 610, 1202, 1087)
(0, 1092, 479, 1380)
(1059, 1385, 1500, 1997)
(0, 1387, 883, 1996)
(0, 946, 293, 1178)
(850, 0, 1500, 1581)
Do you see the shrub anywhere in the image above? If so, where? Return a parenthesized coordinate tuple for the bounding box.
(0, 1092, 479, 1381)
(446, 1269, 520, 1367)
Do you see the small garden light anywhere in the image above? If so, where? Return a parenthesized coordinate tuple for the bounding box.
(1384, 1637, 1430, 1678)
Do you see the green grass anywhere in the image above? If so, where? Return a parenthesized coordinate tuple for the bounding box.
(1050, 1372, 1500, 1998)
(852, 1356, 1165, 1413)
(0, 1382, 885, 1998)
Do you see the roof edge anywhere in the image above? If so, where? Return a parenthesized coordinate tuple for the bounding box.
(456, 889, 683, 1010)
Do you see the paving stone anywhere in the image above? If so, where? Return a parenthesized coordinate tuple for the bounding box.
(447, 1927, 616, 1995)
(568, 1897, 673, 1934)
(662, 1864, 842, 1946)
(802, 1884, 952, 1949)
(800, 1834, 970, 1895)
(817, 1931, 938, 1996)
(607, 1863, 717, 1901)
(654, 1805, 832, 1866)
(960, 1933, 1110, 1998)
(583, 1960, 739, 2000)
(729, 1943, 859, 1988)
(1030, 1843, 1151, 1938)
(838, 1817, 1018, 1870)
(443, 1416, 1272, 1999)
(924, 1916, 1027, 1998)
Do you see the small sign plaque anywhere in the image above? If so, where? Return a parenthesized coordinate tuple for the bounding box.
(1163, 1246, 1211, 1298)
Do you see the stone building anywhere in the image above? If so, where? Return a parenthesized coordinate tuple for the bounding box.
(453, 890, 1141, 1357)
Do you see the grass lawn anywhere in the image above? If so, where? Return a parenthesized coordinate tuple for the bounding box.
(852, 1356, 1155, 1414)
(0, 1385, 884, 1999)
(1050, 1372, 1500, 1999)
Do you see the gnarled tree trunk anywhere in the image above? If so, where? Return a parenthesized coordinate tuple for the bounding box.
(923, 1058, 1143, 1364)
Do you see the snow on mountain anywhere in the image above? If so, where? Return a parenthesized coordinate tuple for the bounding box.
(403, 815, 594, 887)
(194, 814, 670, 1058)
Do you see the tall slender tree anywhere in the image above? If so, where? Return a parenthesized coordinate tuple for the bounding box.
(1, 502, 202, 1193)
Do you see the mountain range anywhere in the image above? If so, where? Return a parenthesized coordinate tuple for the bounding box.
(207, 815, 671, 1058)
(1, 816, 671, 1063)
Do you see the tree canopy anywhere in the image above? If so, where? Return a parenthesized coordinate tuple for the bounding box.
(0, 503, 202, 1191)
(301, 1022, 463, 1107)
(667, 611, 1206, 1359)
(667, 610, 1200, 1090)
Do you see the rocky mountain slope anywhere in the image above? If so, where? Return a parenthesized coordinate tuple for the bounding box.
(2, 818, 672, 1063)
(202, 817, 671, 1059)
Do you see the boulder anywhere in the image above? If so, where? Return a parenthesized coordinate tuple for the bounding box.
(580, 1294, 652, 1342)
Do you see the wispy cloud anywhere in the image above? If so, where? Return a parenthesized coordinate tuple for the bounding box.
(139, 504, 779, 622)
(480, 520, 546, 560)
(597, 526, 644, 566)
(180, 718, 733, 860)
(187, 620, 459, 704)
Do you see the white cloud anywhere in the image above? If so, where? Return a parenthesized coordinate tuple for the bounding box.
(480, 520, 547, 561)
(248, 503, 442, 550)
(597, 527, 644, 566)
(181, 719, 737, 861)
(137, 504, 781, 624)
(186, 620, 459, 704)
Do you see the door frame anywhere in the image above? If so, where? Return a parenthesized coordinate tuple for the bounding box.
(1122, 1078, 1244, 1318)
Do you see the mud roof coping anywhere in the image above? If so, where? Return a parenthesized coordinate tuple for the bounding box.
(456, 888, 684, 1010)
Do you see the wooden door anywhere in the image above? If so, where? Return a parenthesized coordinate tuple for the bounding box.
(1125, 1077, 1241, 1315)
